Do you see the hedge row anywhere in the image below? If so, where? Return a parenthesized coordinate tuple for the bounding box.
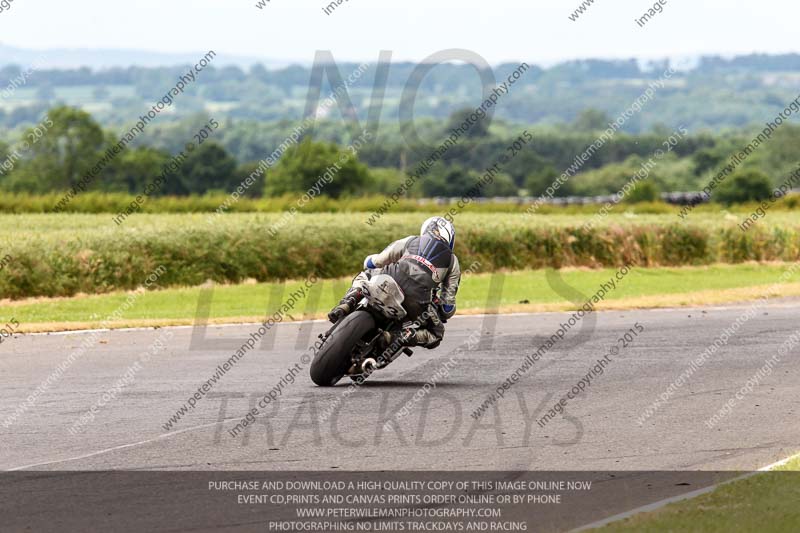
(2, 215, 799, 299)
(1, 191, 799, 215)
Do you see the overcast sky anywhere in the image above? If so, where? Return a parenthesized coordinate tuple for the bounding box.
(0, 0, 796, 65)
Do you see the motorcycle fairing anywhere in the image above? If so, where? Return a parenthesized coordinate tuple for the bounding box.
(360, 274, 407, 320)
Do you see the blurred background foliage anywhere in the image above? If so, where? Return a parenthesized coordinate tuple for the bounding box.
(2, 54, 800, 205)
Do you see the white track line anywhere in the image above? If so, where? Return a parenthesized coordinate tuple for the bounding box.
(758, 452, 800, 471)
(5, 355, 445, 471)
(27, 319, 328, 337)
(26, 302, 792, 337)
(8, 316, 505, 469)
(10, 306, 799, 473)
(5, 419, 233, 471)
(572, 452, 800, 531)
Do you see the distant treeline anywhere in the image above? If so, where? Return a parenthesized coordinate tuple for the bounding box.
(3, 103, 800, 203)
(0, 106, 800, 203)
(4, 53, 800, 131)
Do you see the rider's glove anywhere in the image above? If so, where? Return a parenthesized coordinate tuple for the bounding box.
(437, 303, 455, 323)
(364, 256, 377, 270)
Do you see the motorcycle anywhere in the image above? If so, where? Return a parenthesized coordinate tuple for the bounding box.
(310, 273, 420, 387)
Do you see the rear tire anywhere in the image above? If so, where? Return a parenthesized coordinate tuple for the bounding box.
(310, 311, 376, 386)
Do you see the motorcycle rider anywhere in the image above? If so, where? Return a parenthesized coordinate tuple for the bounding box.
(327, 217, 461, 349)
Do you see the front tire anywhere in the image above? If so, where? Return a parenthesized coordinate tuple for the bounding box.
(310, 311, 376, 386)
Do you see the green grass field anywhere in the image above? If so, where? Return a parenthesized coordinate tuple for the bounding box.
(5, 263, 800, 332)
(599, 455, 800, 532)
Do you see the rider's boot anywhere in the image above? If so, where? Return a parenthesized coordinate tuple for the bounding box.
(388, 328, 421, 348)
(400, 330, 422, 347)
(327, 288, 362, 323)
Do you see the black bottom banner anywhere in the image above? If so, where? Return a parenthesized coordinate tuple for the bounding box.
(0, 470, 773, 532)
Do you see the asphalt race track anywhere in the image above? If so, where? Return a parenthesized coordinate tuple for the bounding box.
(1, 302, 799, 530)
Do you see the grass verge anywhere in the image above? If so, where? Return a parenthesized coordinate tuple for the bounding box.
(3, 262, 800, 333)
(597, 454, 800, 532)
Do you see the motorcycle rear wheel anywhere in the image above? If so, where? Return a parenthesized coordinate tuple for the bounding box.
(310, 310, 376, 386)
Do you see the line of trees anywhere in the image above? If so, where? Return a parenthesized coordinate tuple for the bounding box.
(0, 105, 794, 204)
(0, 106, 518, 198)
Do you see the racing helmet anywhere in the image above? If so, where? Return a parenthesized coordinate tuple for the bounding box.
(420, 217, 456, 250)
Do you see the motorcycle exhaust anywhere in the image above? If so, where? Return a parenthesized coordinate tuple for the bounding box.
(361, 358, 377, 374)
